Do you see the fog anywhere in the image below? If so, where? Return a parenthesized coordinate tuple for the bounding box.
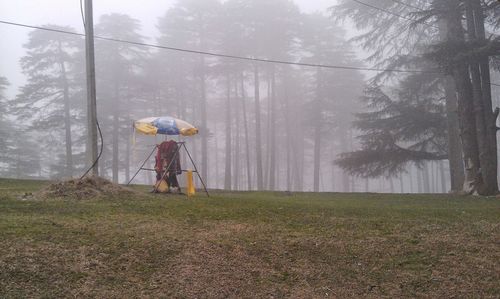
(1, 0, 499, 194)
(0, 0, 335, 96)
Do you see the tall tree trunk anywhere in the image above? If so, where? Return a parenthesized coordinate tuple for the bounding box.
(254, 65, 264, 190)
(423, 163, 431, 193)
(269, 67, 277, 190)
(241, 73, 252, 190)
(442, 0, 481, 194)
(224, 75, 232, 190)
(58, 41, 73, 178)
(264, 75, 271, 188)
(285, 124, 291, 191)
(409, 167, 413, 193)
(454, 64, 481, 193)
(466, 2, 489, 193)
(199, 57, 208, 185)
(125, 130, 130, 183)
(339, 130, 350, 192)
(112, 80, 119, 183)
(15, 138, 20, 179)
(443, 76, 465, 191)
(431, 161, 436, 192)
(440, 160, 447, 193)
(331, 162, 336, 191)
(124, 90, 131, 183)
(282, 71, 292, 191)
(177, 85, 188, 185)
(215, 120, 220, 189)
(467, 0, 498, 195)
(233, 79, 241, 190)
(437, 17, 462, 192)
(292, 136, 303, 192)
(417, 167, 422, 193)
(313, 69, 322, 192)
(192, 100, 199, 186)
(313, 122, 321, 192)
(295, 118, 305, 192)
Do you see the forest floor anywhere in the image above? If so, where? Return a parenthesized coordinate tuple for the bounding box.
(0, 178, 499, 298)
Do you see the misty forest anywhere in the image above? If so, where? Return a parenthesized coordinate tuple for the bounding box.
(1, 0, 500, 195)
(2, 0, 500, 297)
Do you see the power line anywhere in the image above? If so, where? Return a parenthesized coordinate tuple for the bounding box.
(352, 0, 498, 38)
(347, 0, 500, 74)
(350, 0, 438, 29)
(1, 18, 500, 88)
(386, 0, 424, 12)
(393, 0, 498, 38)
(0, 19, 435, 74)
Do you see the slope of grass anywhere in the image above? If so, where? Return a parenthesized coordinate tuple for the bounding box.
(0, 178, 499, 298)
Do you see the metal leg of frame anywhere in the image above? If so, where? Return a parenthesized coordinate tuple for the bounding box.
(182, 143, 210, 197)
(127, 145, 157, 185)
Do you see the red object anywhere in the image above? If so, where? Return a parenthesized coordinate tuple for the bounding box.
(155, 140, 181, 174)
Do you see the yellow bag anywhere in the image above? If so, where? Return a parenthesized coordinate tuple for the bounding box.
(186, 170, 195, 196)
(155, 179, 169, 193)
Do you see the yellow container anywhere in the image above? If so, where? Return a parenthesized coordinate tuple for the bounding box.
(155, 179, 169, 193)
(186, 170, 195, 197)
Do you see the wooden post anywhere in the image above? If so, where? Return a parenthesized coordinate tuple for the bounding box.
(85, 0, 98, 175)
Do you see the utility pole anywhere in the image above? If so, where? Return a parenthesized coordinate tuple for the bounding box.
(85, 0, 98, 175)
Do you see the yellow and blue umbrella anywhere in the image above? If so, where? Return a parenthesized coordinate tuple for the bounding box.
(134, 116, 198, 136)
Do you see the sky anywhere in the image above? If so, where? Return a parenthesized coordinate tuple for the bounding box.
(0, 0, 336, 97)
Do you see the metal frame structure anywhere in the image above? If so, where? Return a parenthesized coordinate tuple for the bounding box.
(127, 141, 209, 197)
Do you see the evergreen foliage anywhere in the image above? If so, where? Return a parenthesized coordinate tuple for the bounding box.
(12, 25, 84, 178)
(333, 0, 500, 194)
(337, 76, 448, 178)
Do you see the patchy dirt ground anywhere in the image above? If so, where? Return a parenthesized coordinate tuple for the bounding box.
(0, 179, 499, 298)
(34, 176, 138, 200)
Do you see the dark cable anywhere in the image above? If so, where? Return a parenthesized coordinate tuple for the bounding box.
(352, 0, 499, 38)
(0, 19, 499, 85)
(80, 119, 104, 179)
(386, 0, 424, 12)
(0, 19, 435, 74)
(79, 0, 85, 28)
(78, 1, 104, 179)
(349, 0, 438, 29)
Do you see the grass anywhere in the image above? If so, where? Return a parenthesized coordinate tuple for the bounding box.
(0, 178, 499, 298)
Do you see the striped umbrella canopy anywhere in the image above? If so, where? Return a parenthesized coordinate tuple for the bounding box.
(134, 116, 198, 137)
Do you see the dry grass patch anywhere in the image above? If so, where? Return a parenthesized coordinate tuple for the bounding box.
(34, 176, 139, 200)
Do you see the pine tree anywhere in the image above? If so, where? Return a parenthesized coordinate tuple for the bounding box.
(0, 77, 42, 178)
(94, 14, 147, 183)
(333, 0, 500, 194)
(13, 25, 83, 178)
(220, 0, 302, 190)
(427, 0, 500, 194)
(300, 13, 364, 191)
(336, 78, 448, 178)
(0, 77, 13, 175)
(156, 0, 222, 186)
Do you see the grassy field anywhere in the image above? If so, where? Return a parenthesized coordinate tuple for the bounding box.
(0, 178, 499, 298)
